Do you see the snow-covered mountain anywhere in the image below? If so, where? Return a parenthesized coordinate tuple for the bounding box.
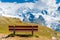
(16, 7, 60, 32)
(0, 0, 60, 32)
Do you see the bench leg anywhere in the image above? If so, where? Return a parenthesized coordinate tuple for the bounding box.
(13, 30, 15, 36)
(13, 27, 16, 37)
(32, 26, 34, 36)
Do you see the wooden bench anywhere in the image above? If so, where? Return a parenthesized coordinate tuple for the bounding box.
(9, 25, 38, 36)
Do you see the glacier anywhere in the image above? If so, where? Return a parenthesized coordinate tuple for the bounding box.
(0, 0, 60, 32)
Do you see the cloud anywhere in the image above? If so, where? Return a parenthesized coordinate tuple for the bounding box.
(0, 0, 60, 30)
(0, 2, 34, 21)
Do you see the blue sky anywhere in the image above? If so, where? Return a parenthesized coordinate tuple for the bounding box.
(1, 0, 36, 3)
(0, 0, 60, 4)
(56, 0, 60, 4)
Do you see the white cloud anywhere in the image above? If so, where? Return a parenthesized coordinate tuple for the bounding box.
(0, 2, 34, 21)
(0, 0, 60, 29)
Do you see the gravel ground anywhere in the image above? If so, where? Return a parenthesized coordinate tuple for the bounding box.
(0, 33, 49, 40)
(0, 34, 60, 40)
(1, 36, 49, 40)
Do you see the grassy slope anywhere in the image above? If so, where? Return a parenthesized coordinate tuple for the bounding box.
(0, 16, 60, 38)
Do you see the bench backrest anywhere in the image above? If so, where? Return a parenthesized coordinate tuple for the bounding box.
(9, 25, 38, 32)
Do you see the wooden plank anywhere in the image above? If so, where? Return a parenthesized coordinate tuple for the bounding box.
(9, 26, 38, 32)
(9, 29, 38, 31)
(9, 27, 38, 29)
(9, 26, 38, 28)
